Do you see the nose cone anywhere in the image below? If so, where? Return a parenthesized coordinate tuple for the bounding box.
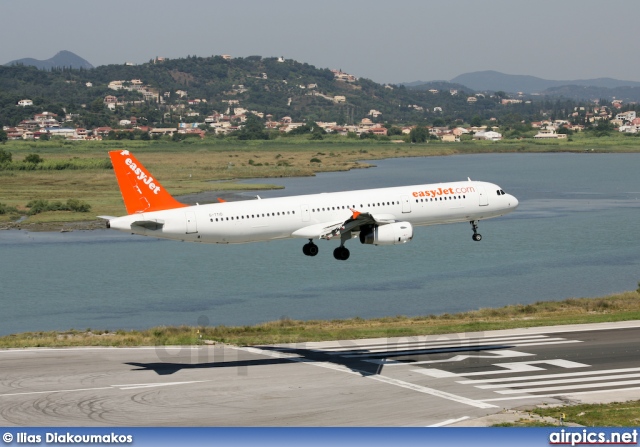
(509, 194, 519, 210)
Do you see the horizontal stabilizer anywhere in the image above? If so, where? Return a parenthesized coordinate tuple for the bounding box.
(131, 219, 165, 231)
(97, 215, 116, 220)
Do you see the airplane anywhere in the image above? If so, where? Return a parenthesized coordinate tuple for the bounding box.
(100, 150, 518, 261)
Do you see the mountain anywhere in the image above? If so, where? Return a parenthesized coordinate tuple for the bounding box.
(5, 50, 93, 70)
(404, 80, 474, 93)
(449, 70, 640, 94)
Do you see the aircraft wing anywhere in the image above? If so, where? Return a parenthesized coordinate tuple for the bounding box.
(291, 210, 398, 240)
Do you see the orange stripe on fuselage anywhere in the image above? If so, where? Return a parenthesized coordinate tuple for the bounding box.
(109, 150, 187, 215)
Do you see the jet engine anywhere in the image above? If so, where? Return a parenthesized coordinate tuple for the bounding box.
(359, 222, 413, 246)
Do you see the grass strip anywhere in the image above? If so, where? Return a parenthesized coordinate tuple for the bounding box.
(1, 291, 638, 348)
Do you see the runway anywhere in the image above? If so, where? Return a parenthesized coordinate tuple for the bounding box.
(1, 321, 640, 426)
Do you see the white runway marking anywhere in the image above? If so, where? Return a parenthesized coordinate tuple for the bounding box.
(395, 349, 534, 368)
(116, 381, 210, 390)
(428, 416, 470, 427)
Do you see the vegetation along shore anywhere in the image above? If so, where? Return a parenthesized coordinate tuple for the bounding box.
(1, 134, 639, 230)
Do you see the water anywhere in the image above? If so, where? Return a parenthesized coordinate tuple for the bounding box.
(1, 153, 638, 336)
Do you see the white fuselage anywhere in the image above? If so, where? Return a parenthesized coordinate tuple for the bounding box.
(108, 180, 518, 244)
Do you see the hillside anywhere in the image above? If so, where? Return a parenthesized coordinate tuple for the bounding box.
(5, 50, 94, 70)
(2, 55, 635, 131)
(0, 55, 508, 128)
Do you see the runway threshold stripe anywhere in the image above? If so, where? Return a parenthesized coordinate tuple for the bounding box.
(483, 386, 640, 402)
(232, 346, 497, 409)
(476, 373, 640, 389)
(495, 379, 640, 394)
(459, 367, 640, 384)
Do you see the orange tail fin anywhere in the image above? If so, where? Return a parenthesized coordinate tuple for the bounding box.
(109, 150, 187, 214)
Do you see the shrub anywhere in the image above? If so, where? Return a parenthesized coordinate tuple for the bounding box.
(25, 199, 92, 215)
(0, 203, 19, 215)
(24, 153, 43, 164)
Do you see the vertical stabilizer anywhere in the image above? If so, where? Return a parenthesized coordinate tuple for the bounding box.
(109, 150, 187, 214)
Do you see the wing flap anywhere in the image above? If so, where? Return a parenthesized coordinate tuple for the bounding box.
(292, 211, 399, 240)
(292, 221, 344, 239)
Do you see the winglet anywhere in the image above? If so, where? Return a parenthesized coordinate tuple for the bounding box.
(109, 150, 187, 215)
(217, 197, 227, 203)
(349, 208, 361, 220)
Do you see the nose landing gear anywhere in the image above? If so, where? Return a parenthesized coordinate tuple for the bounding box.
(470, 220, 482, 241)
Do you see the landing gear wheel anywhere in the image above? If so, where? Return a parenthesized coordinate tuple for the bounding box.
(333, 246, 350, 261)
(472, 233, 482, 242)
(303, 241, 319, 257)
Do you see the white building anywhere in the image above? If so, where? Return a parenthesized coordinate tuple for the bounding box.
(473, 131, 503, 141)
(18, 99, 33, 107)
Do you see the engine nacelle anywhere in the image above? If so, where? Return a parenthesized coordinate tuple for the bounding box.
(359, 222, 414, 246)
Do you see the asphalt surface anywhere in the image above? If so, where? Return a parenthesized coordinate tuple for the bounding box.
(1, 321, 640, 426)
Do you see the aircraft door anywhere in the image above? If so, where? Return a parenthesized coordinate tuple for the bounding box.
(185, 212, 198, 233)
(478, 185, 489, 206)
(401, 195, 411, 213)
(301, 204, 310, 222)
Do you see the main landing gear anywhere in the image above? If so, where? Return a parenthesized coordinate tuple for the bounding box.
(302, 240, 351, 260)
(302, 240, 319, 257)
(333, 245, 350, 261)
(470, 220, 482, 241)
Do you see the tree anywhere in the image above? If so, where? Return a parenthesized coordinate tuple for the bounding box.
(470, 115, 483, 127)
(235, 113, 269, 140)
(0, 148, 11, 163)
(90, 98, 104, 113)
(409, 126, 429, 143)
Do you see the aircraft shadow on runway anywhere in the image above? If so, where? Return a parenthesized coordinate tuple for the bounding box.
(126, 343, 515, 376)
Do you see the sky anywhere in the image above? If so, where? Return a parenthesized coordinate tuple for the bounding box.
(2, 0, 639, 84)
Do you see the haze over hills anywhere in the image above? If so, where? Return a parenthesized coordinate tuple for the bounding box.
(5, 50, 94, 70)
(450, 70, 640, 93)
(405, 71, 640, 102)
